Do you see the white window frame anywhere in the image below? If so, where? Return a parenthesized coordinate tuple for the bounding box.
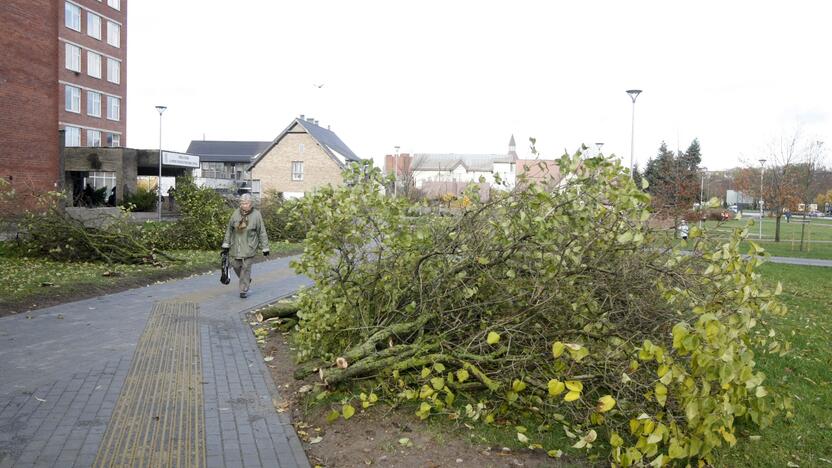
(87, 51, 101, 78)
(107, 0, 121, 11)
(65, 2, 81, 31)
(65, 43, 81, 72)
(106, 21, 120, 47)
(291, 161, 304, 181)
(106, 96, 120, 121)
(87, 12, 101, 39)
(87, 130, 102, 147)
(87, 91, 101, 117)
(65, 85, 81, 113)
(106, 58, 120, 84)
(65, 126, 81, 146)
(108, 133, 121, 147)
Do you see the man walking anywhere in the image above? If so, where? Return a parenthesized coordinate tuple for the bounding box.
(221, 194, 270, 298)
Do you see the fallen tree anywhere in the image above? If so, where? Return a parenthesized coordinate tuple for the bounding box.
(289, 156, 791, 465)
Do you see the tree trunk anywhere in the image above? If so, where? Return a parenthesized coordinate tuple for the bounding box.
(799, 214, 807, 251)
(774, 215, 782, 242)
(255, 302, 299, 322)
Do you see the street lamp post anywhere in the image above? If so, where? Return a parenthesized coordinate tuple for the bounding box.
(595, 142, 604, 157)
(626, 89, 642, 175)
(393, 145, 400, 197)
(758, 158, 767, 239)
(155, 105, 167, 220)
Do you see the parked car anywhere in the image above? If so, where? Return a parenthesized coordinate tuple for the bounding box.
(809, 210, 822, 217)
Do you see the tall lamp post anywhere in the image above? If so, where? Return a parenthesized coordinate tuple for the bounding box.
(595, 142, 604, 157)
(393, 145, 400, 197)
(626, 89, 642, 175)
(155, 105, 167, 220)
(758, 158, 767, 239)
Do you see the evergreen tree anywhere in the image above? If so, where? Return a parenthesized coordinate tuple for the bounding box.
(680, 138, 702, 171)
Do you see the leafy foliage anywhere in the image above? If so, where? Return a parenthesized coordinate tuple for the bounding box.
(154, 176, 232, 250)
(259, 190, 309, 242)
(290, 155, 790, 465)
(120, 186, 158, 212)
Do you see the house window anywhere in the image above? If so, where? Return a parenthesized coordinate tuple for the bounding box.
(107, 133, 120, 147)
(64, 126, 81, 146)
(106, 96, 120, 121)
(87, 13, 101, 39)
(87, 130, 102, 147)
(65, 2, 81, 31)
(87, 51, 101, 78)
(65, 85, 81, 113)
(292, 161, 304, 181)
(65, 43, 81, 72)
(107, 0, 120, 11)
(87, 91, 101, 117)
(106, 21, 120, 47)
(106, 58, 120, 84)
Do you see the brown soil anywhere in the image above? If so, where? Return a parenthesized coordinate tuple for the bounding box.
(259, 325, 575, 468)
(0, 250, 300, 317)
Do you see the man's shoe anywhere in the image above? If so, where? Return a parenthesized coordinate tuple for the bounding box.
(240, 291, 248, 298)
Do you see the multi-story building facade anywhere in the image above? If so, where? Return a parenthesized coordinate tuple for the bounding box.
(0, 0, 127, 200)
(59, 0, 127, 148)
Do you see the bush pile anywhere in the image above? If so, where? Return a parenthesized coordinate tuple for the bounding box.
(259, 190, 309, 242)
(120, 186, 157, 212)
(290, 158, 791, 465)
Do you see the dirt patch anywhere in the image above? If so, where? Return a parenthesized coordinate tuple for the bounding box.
(259, 326, 576, 468)
(0, 250, 300, 317)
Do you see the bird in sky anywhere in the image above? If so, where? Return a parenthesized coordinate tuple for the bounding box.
(313, 83, 325, 88)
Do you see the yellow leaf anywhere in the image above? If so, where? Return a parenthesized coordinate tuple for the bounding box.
(655, 383, 668, 407)
(721, 428, 737, 446)
(487, 331, 500, 345)
(564, 390, 581, 402)
(547, 379, 565, 396)
(597, 395, 616, 413)
(512, 379, 527, 392)
(420, 367, 431, 378)
(565, 380, 583, 392)
(552, 341, 565, 358)
(610, 432, 624, 447)
(456, 369, 470, 383)
(342, 404, 355, 420)
(517, 432, 529, 444)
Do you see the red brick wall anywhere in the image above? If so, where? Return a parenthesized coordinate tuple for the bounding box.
(58, 0, 127, 145)
(0, 0, 60, 197)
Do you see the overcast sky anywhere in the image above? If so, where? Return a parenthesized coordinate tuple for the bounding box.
(126, 0, 831, 171)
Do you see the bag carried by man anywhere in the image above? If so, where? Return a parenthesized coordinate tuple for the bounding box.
(220, 250, 231, 285)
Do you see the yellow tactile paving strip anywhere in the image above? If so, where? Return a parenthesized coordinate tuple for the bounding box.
(94, 302, 205, 468)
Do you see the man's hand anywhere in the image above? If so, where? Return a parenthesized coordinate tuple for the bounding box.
(263, 250, 270, 257)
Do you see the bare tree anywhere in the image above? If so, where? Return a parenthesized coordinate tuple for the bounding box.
(794, 140, 827, 250)
(760, 130, 803, 242)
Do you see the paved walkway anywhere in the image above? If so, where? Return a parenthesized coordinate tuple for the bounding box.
(765, 255, 832, 267)
(0, 256, 312, 467)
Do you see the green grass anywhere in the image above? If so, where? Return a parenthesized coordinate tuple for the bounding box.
(705, 218, 832, 260)
(715, 263, 832, 467)
(0, 241, 301, 311)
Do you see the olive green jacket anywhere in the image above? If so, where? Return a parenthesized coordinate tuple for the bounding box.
(222, 208, 269, 259)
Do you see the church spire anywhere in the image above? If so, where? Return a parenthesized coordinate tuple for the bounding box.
(509, 134, 516, 152)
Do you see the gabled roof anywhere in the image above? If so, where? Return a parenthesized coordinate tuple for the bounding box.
(185, 140, 271, 163)
(249, 118, 361, 170)
(411, 153, 516, 172)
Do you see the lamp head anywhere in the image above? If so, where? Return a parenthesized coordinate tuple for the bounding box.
(758, 158, 767, 166)
(155, 105, 167, 114)
(626, 89, 642, 102)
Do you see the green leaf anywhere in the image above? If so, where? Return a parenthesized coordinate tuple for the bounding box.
(547, 379, 565, 396)
(421, 367, 431, 378)
(512, 379, 527, 392)
(326, 409, 340, 423)
(655, 383, 668, 407)
(617, 231, 634, 243)
(342, 404, 355, 420)
(456, 369, 470, 383)
(487, 331, 501, 345)
(430, 377, 445, 390)
(552, 341, 565, 358)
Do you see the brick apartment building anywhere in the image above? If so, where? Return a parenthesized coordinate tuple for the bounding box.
(0, 0, 127, 197)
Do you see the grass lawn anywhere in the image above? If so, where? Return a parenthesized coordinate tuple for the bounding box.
(0, 241, 301, 313)
(715, 263, 832, 467)
(706, 218, 832, 260)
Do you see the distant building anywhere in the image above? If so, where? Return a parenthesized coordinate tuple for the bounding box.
(1, 0, 128, 202)
(726, 190, 755, 207)
(186, 140, 270, 195)
(385, 136, 563, 199)
(249, 116, 361, 198)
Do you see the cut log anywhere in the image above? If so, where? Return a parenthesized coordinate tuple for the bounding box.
(255, 302, 300, 322)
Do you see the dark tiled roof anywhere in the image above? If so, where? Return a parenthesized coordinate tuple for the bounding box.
(295, 119, 360, 162)
(185, 140, 271, 163)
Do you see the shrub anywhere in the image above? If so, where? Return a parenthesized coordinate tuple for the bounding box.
(260, 190, 309, 242)
(158, 176, 232, 250)
(121, 186, 157, 212)
(291, 156, 790, 465)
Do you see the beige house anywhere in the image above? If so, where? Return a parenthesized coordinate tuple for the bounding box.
(250, 116, 361, 198)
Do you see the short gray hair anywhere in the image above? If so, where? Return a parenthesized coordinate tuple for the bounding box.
(239, 193, 252, 203)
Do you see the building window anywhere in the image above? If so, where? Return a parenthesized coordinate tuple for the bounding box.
(107, 21, 120, 47)
(65, 2, 81, 31)
(108, 133, 120, 147)
(106, 96, 120, 120)
(87, 12, 101, 39)
(65, 126, 81, 146)
(65, 43, 81, 72)
(107, 0, 121, 11)
(299, 143, 305, 154)
(87, 51, 101, 78)
(106, 58, 120, 84)
(84, 171, 116, 192)
(292, 161, 304, 181)
(87, 91, 101, 117)
(87, 130, 102, 147)
(65, 85, 81, 113)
